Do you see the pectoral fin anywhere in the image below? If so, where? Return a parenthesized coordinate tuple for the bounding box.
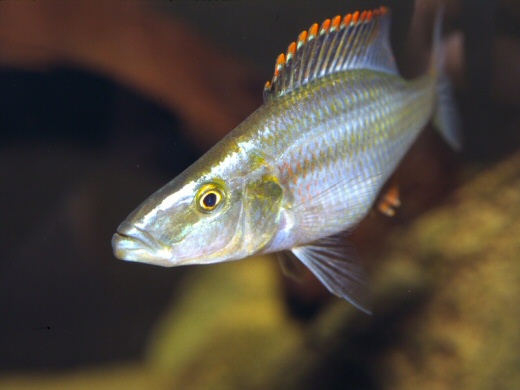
(291, 233, 372, 314)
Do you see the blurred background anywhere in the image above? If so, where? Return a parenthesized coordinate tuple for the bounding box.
(1, 0, 520, 389)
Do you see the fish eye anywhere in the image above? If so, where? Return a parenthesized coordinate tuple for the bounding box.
(196, 184, 224, 213)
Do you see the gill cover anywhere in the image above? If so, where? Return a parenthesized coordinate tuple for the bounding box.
(242, 175, 284, 254)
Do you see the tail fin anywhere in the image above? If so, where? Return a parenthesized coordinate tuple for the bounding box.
(430, 7, 462, 150)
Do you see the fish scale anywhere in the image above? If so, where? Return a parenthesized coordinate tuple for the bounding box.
(252, 71, 434, 244)
(112, 6, 460, 314)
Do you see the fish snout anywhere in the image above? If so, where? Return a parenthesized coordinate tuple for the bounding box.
(112, 221, 172, 266)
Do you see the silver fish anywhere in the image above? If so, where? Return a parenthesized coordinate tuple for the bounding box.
(112, 7, 460, 313)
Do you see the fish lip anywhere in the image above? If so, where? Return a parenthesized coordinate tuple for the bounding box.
(112, 222, 172, 266)
(117, 222, 163, 250)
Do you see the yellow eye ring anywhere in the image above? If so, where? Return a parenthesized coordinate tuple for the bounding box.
(197, 185, 224, 213)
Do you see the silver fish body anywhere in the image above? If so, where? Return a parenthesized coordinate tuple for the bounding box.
(112, 7, 460, 313)
(247, 70, 436, 252)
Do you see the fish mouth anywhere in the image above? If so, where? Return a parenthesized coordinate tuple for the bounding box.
(112, 221, 173, 267)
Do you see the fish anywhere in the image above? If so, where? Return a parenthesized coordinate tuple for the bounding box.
(112, 6, 460, 314)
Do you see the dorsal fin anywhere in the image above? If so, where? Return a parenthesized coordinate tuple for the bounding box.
(263, 6, 397, 101)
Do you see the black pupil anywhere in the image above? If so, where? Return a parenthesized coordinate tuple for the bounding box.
(203, 192, 218, 208)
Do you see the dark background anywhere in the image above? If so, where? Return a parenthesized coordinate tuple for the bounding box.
(0, 0, 518, 388)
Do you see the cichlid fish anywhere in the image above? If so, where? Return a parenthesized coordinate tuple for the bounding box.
(112, 6, 460, 314)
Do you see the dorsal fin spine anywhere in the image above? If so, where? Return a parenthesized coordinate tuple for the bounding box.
(308, 23, 319, 40)
(329, 21, 347, 72)
(289, 30, 307, 93)
(347, 21, 367, 69)
(286, 42, 296, 62)
(297, 30, 307, 50)
(284, 42, 297, 94)
(294, 30, 308, 88)
(352, 11, 360, 24)
(345, 13, 373, 69)
(283, 44, 292, 94)
(343, 13, 353, 27)
(367, 20, 375, 66)
(338, 17, 358, 70)
(335, 14, 356, 71)
(324, 16, 343, 72)
(331, 15, 341, 31)
(299, 23, 318, 86)
(276, 53, 287, 95)
(309, 19, 331, 81)
(320, 19, 331, 35)
(263, 80, 271, 97)
(319, 16, 342, 77)
(359, 17, 378, 65)
(304, 23, 319, 84)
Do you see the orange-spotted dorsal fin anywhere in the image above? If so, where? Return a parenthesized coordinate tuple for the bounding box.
(263, 6, 397, 101)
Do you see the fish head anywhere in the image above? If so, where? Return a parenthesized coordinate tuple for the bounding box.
(112, 166, 284, 267)
(112, 169, 246, 266)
